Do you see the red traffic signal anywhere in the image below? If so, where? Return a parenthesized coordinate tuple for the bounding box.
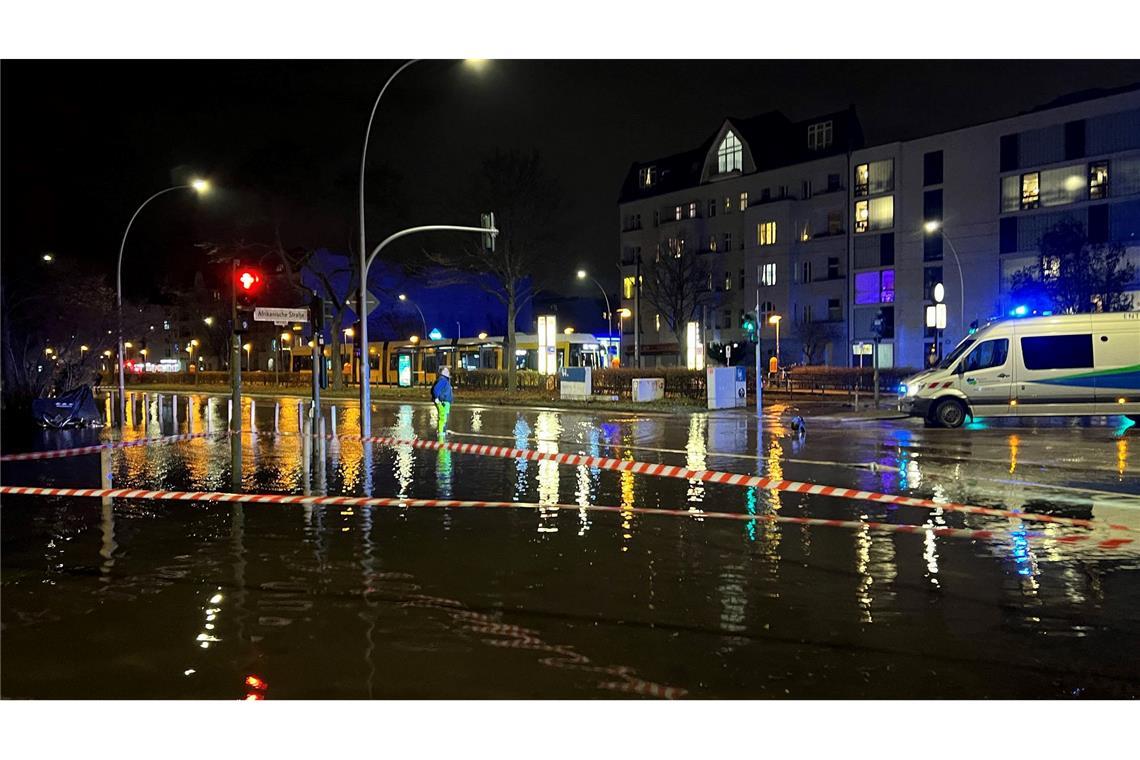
(237, 269, 261, 293)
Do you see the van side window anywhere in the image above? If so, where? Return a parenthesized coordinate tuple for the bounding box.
(963, 339, 1009, 372)
(1020, 334, 1094, 370)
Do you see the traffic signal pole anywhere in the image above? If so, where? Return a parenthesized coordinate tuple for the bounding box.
(755, 265, 762, 417)
(230, 259, 242, 490)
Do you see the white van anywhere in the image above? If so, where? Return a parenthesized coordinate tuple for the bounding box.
(899, 312, 1140, 428)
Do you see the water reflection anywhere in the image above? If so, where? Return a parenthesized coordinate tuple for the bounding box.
(685, 415, 706, 517)
(392, 405, 415, 499)
(535, 412, 561, 533)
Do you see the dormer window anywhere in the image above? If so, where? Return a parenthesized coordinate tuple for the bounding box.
(717, 131, 742, 174)
(807, 121, 833, 151)
(639, 166, 657, 188)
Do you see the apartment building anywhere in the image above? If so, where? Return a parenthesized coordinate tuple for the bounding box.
(618, 107, 862, 367)
(618, 84, 1140, 369)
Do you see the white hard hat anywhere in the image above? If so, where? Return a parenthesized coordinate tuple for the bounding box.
(440, 366, 451, 377)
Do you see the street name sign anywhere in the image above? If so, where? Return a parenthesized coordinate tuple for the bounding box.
(254, 307, 310, 324)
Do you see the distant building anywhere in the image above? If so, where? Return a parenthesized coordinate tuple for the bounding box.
(618, 85, 1140, 369)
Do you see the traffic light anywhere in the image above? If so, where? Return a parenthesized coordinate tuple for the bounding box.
(236, 268, 262, 306)
(742, 313, 757, 341)
(234, 267, 263, 335)
(481, 211, 496, 253)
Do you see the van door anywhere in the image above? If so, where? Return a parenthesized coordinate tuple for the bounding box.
(1093, 322, 1140, 417)
(1014, 332, 1097, 416)
(958, 337, 1013, 415)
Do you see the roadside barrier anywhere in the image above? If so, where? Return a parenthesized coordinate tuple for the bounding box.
(346, 434, 1136, 534)
(0, 485, 1131, 550)
(0, 432, 221, 462)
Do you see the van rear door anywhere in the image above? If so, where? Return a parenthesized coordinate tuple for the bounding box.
(1093, 320, 1140, 416)
(1014, 330, 1098, 416)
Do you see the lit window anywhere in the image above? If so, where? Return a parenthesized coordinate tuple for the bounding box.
(757, 221, 776, 246)
(725, 271, 732, 291)
(623, 276, 635, 299)
(674, 205, 682, 221)
(854, 270, 895, 305)
(761, 262, 777, 286)
(689, 201, 698, 218)
(1042, 255, 1061, 280)
(739, 192, 749, 211)
(708, 235, 717, 252)
(800, 222, 811, 242)
(1089, 162, 1109, 200)
(655, 313, 661, 331)
(854, 164, 869, 196)
(717, 131, 742, 173)
(807, 121, 833, 151)
(854, 200, 869, 233)
(1021, 172, 1040, 209)
(724, 197, 732, 213)
(639, 167, 656, 187)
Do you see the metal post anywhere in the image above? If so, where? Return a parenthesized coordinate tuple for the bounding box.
(230, 259, 242, 491)
(331, 404, 337, 432)
(274, 402, 280, 433)
(302, 413, 312, 496)
(634, 254, 642, 368)
(250, 398, 256, 435)
(755, 265, 762, 417)
(873, 338, 880, 409)
(172, 393, 178, 429)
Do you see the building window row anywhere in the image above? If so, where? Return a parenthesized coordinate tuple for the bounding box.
(854, 195, 894, 233)
(756, 221, 777, 246)
(1000, 158, 1137, 213)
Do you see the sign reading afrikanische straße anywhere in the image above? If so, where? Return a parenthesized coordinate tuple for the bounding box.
(253, 307, 310, 323)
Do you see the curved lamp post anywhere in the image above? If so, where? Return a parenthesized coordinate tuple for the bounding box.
(576, 269, 614, 361)
(398, 294, 429, 343)
(923, 221, 965, 334)
(116, 179, 210, 427)
(357, 59, 487, 438)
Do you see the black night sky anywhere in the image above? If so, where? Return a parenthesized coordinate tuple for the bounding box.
(4, 59, 1140, 301)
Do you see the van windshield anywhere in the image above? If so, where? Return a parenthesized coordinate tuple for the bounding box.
(937, 338, 976, 370)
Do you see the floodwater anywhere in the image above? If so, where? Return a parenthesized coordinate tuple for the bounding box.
(2, 391, 1139, 699)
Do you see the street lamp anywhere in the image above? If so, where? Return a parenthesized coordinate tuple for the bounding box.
(398, 294, 428, 342)
(243, 342, 252, 372)
(923, 221, 965, 334)
(357, 60, 493, 439)
(280, 332, 292, 373)
(42, 253, 54, 262)
(188, 339, 200, 383)
(478, 332, 488, 341)
(767, 314, 782, 368)
(115, 178, 211, 427)
(616, 307, 632, 367)
(203, 316, 214, 327)
(576, 269, 614, 361)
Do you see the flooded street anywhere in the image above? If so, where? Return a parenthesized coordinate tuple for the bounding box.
(3, 392, 1139, 698)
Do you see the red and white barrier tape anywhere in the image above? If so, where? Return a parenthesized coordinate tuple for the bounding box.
(0, 432, 221, 462)
(0, 485, 1131, 550)
(342, 434, 1134, 534)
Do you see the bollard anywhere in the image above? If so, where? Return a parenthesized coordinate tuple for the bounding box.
(298, 401, 304, 430)
(228, 398, 233, 422)
(250, 399, 256, 435)
(302, 413, 312, 496)
(274, 402, 280, 432)
(316, 414, 327, 496)
(331, 404, 337, 432)
(207, 398, 214, 433)
(172, 394, 179, 428)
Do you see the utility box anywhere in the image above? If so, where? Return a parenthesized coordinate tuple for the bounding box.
(560, 366, 592, 400)
(631, 377, 665, 403)
(707, 366, 747, 409)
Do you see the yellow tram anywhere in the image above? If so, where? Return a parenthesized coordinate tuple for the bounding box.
(372, 332, 612, 386)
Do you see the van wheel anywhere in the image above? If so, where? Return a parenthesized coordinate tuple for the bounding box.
(932, 398, 968, 429)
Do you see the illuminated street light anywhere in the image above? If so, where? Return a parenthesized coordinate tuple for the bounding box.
(409, 335, 420, 344)
(922, 220, 965, 334)
(243, 342, 252, 371)
(768, 314, 782, 365)
(564, 327, 575, 334)
(616, 308, 633, 367)
(203, 316, 214, 326)
(575, 269, 614, 359)
(124, 342, 133, 349)
(116, 177, 212, 427)
(42, 253, 54, 262)
(44, 347, 54, 355)
(478, 332, 488, 340)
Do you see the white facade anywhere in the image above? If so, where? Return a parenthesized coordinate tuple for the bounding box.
(619, 87, 1140, 370)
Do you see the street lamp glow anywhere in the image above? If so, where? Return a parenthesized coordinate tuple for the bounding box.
(124, 342, 133, 349)
(617, 308, 632, 318)
(44, 347, 54, 355)
(768, 315, 781, 325)
(478, 332, 488, 340)
(398, 294, 407, 301)
(103, 350, 112, 358)
(203, 317, 214, 326)
(42, 253, 54, 262)
(80, 345, 89, 352)
(577, 270, 587, 279)
(190, 178, 211, 194)
(281, 332, 290, 342)
(464, 59, 489, 71)
(344, 327, 354, 338)
(564, 327, 575, 334)
(924, 220, 941, 234)
(190, 339, 200, 347)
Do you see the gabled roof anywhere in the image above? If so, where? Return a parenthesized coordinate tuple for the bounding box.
(619, 105, 863, 204)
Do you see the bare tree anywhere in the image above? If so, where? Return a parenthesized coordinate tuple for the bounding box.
(425, 149, 562, 391)
(1010, 219, 1136, 313)
(796, 319, 843, 365)
(640, 239, 712, 363)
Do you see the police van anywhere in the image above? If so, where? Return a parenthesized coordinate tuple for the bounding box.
(899, 312, 1140, 428)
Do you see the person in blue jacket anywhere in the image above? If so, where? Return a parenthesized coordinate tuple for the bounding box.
(431, 366, 453, 435)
